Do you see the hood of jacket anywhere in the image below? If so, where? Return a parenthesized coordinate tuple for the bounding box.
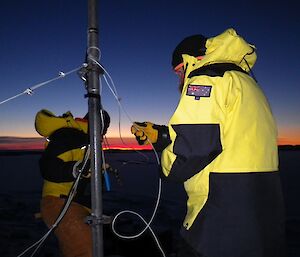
(182, 28, 257, 77)
(35, 109, 88, 138)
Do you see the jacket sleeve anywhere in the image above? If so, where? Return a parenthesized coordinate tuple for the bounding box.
(39, 155, 76, 182)
(162, 124, 222, 182)
(153, 124, 171, 152)
(39, 128, 88, 183)
(161, 75, 224, 182)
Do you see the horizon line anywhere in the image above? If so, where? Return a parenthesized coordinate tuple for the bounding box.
(0, 136, 299, 151)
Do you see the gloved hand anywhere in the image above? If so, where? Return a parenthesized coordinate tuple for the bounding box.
(131, 122, 159, 145)
(73, 161, 119, 180)
(131, 122, 171, 151)
(72, 160, 91, 179)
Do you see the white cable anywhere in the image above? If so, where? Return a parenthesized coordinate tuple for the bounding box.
(101, 72, 160, 164)
(16, 146, 91, 257)
(111, 178, 166, 257)
(0, 65, 83, 106)
(93, 58, 160, 167)
(16, 177, 80, 257)
(16, 230, 52, 257)
(17, 176, 82, 257)
(90, 56, 151, 161)
(90, 57, 166, 257)
(97, 63, 155, 150)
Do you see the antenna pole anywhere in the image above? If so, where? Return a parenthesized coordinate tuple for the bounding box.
(86, 0, 104, 256)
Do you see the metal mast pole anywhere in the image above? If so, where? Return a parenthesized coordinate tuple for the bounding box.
(86, 0, 104, 256)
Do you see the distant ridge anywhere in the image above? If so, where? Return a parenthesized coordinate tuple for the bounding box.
(278, 145, 300, 151)
(0, 149, 43, 156)
(0, 136, 45, 151)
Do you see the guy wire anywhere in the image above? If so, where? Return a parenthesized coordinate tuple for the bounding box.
(0, 65, 84, 106)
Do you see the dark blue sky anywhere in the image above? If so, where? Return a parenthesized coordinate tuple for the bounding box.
(0, 0, 299, 144)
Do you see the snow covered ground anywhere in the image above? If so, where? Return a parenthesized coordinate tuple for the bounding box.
(0, 149, 299, 257)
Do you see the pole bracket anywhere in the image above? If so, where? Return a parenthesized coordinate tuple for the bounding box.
(78, 62, 104, 83)
(85, 214, 113, 225)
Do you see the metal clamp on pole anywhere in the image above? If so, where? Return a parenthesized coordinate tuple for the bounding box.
(85, 214, 113, 226)
(78, 62, 104, 84)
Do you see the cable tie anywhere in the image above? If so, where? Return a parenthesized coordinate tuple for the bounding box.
(24, 88, 34, 95)
(87, 46, 101, 56)
(84, 93, 100, 99)
(58, 71, 65, 77)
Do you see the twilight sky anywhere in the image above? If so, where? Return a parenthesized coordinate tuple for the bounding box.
(0, 0, 299, 146)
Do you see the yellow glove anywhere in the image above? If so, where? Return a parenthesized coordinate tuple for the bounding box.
(131, 122, 158, 145)
(131, 122, 171, 152)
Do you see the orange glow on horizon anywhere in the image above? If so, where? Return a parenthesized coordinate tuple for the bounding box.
(103, 137, 153, 150)
(0, 134, 299, 151)
(277, 138, 300, 146)
(0, 137, 152, 151)
(277, 127, 300, 146)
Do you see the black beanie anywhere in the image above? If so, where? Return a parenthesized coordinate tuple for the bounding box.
(83, 110, 111, 135)
(171, 34, 207, 69)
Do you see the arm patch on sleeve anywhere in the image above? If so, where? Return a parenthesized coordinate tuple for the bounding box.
(186, 85, 212, 100)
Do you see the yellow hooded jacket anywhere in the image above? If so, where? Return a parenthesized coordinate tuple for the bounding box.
(161, 28, 279, 230)
(35, 109, 89, 200)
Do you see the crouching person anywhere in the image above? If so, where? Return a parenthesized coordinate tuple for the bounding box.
(35, 109, 110, 257)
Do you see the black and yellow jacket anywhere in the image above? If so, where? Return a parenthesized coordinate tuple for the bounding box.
(35, 110, 90, 208)
(161, 29, 285, 256)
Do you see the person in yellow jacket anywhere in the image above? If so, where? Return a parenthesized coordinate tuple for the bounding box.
(35, 109, 110, 257)
(131, 28, 286, 257)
